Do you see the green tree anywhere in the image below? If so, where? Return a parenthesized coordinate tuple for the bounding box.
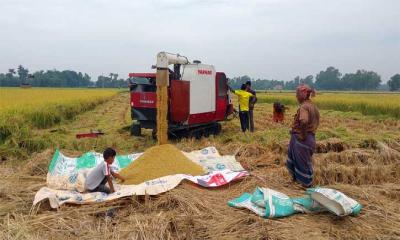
(301, 75, 314, 87)
(82, 73, 91, 86)
(0, 73, 5, 86)
(228, 75, 251, 89)
(315, 67, 342, 90)
(285, 76, 300, 90)
(342, 70, 381, 90)
(4, 69, 18, 86)
(284, 75, 313, 90)
(17, 65, 29, 84)
(96, 75, 111, 88)
(0, 66, 97, 87)
(388, 74, 400, 91)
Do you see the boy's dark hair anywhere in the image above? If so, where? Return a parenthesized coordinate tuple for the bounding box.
(245, 81, 251, 86)
(241, 84, 247, 90)
(103, 147, 116, 160)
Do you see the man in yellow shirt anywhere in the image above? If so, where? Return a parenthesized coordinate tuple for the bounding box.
(230, 84, 254, 132)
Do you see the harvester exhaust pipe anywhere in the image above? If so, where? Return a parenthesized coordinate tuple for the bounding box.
(156, 52, 189, 145)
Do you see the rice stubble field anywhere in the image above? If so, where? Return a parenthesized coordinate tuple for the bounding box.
(0, 89, 400, 239)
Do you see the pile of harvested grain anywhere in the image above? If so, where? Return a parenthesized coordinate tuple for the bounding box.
(119, 144, 205, 185)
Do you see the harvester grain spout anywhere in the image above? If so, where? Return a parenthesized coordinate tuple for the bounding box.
(156, 52, 189, 145)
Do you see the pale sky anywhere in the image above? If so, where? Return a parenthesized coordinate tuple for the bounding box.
(0, 0, 399, 82)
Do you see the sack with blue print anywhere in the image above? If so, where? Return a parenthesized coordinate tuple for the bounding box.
(292, 195, 326, 213)
(229, 187, 361, 218)
(307, 187, 362, 216)
(251, 187, 296, 218)
(228, 192, 266, 217)
(229, 187, 296, 218)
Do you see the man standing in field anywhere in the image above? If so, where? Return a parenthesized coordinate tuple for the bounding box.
(229, 84, 254, 132)
(245, 81, 257, 132)
(286, 84, 319, 188)
(85, 148, 125, 194)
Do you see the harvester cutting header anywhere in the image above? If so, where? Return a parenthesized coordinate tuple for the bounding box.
(128, 52, 233, 144)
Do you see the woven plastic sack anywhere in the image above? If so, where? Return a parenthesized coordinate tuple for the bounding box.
(251, 187, 295, 218)
(252, 187, 325, 214)
(292, 195, 326, 213)
(228, 192, 266, 216)
(307, 187, 362, 216)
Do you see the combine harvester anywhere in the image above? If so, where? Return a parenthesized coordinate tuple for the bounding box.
(128, 52, 233, 141)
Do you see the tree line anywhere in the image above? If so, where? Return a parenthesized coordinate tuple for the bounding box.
(0, 65, 128, 88)
(229, 67, 400, 91)
(1, 65, 399, 91)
